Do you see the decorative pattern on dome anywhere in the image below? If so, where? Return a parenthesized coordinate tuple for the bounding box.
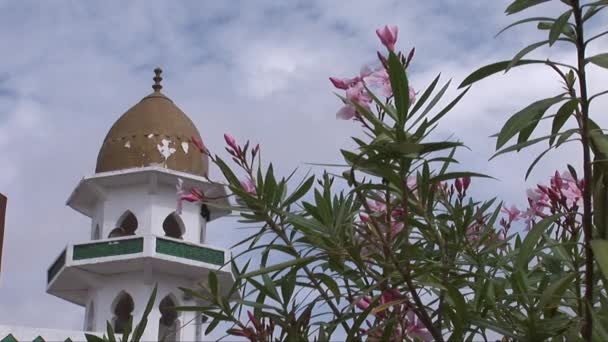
(95, 69, 208, 177)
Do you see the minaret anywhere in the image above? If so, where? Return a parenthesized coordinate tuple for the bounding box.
(46, 69, 233, 342)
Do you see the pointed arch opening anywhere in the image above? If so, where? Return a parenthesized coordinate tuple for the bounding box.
(163, 212, 184, 239)
(109, 211, 138, 238)
(85, 301, 95, 331)
(158, 294, 180, 342)
(111, 291, 134, 334)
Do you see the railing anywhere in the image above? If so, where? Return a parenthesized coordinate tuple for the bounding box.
(47, 235, 227, 284)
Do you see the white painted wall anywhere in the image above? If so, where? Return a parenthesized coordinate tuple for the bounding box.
(91, 180, 206, 243)
(82, 271, 206, 341)
(75, 174, 212, 341)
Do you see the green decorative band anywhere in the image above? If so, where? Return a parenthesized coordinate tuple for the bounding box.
(73, 237, 144, 260)
(47, 249, 66, 284)
(156, 238, 224, 266)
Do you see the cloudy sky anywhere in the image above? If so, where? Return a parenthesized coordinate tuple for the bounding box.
(1, 0, 607, 336)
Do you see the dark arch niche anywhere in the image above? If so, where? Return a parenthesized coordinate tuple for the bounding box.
(109, 211, 138, 238)
(163, 212, 184, 239)
(112, 291, 134, 334)
(158, 295, 180, 342)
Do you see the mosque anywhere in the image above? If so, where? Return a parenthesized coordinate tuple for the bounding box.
(0, 69, 234, 342)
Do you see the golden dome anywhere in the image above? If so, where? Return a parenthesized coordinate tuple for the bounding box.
(95, 68, 208, 177)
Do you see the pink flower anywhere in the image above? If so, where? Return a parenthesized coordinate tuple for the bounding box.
(329, 77, 350, 90)
(191, 136, 209, 154)
(365, 68, 393, 97)
(462, 176, 471, 192)
(409, 86, 417, 105)
(380, 288, 402, 305)
(501, 205, 521, 223)
(355, 296, 372, 311)
(376, 25, 399, 52)
(224, 133, 238, 152)
(405, 310, 433, 341)
(563, 183, 583, 207)
(176, 179, 205, 214)
(455, 178, 463, 195)
(336, 79, 372, 120)
(240, 178, 256, 195)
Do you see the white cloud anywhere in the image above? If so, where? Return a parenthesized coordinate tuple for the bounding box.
(1, 0, 606, 336)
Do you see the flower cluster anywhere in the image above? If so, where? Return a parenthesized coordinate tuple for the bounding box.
(522, 170, 582, 230)
(227, 311, 274, 342)
(224, 133, 258, 196)
(329, 25, 416, 120)
(354, 288, 432, 341)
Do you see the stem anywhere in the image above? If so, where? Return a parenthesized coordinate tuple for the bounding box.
(263, 216, 352, 334)
(572, 1, 594, 340)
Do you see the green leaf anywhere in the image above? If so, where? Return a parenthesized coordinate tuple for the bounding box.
(284, 176, 314, 207)
(262, 274, 281, 302)
(593, 167, 608, 239)
(459, 59, 540, 88)
(496, 96, 564, 150)
(588, 53, 608, 69)
(410, 74, 441, 116)
(387, 51, 410, 123)
(120, 316, 132, 342)
(496, 17, 555, 36)
(549, 11, 571, 46)
(491, 133, 554, 160)
(430, 172, 493, 183)
(131, 285, 157, 342)
(525, 147, 552, 180)
(385, 141, 463, 156)
(215, 157, 241, 186)
(516, 214, 560, 270)
(470, 318, 520, 339)
(208, 272, 219, 297)
(507, 40, 549, 71)
(280, 269, 297, 305)
(106, 322, 117, 342)
(538, 272, 575, 311)
(591, 240, 608, 278)
(446, 283, 468, 334)
(505, 0, 551, 15)
(550, 99, 578, 146)
(240, 256, 316, 278)
(314, 273, 341, 302)
(85, 334, 107, 342)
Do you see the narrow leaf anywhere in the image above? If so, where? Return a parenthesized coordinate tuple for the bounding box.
(549, 11, 571, 46)
(496, 96, 564, 150)
(550, 99, 578, 145)
(459, 60, 540, 88)
(588, 53, 608, 69)
(516, 214, 560, 269)
(507, 40, 549, 71)
(506, 0, 551, 15)
(591, 240, 608, 278)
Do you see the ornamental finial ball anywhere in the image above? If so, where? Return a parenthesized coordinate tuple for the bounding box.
(152, 67, 163, 92)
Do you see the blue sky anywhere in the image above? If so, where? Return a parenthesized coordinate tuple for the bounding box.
(0, 0, 607, 335)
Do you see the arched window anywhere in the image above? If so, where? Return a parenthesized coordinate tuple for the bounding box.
(92, 224, 101, 240)
(109, 211, 138, 238)
(85, 301, 95, 331)
(111, 291, 134, 334)
(163, 212, 184, 239)
(158, 295, 180, 342)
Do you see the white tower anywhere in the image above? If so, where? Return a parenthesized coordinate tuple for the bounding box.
(46, 69, 233, 342)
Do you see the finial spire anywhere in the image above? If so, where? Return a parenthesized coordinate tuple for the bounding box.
(152, 67, 163, 92)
